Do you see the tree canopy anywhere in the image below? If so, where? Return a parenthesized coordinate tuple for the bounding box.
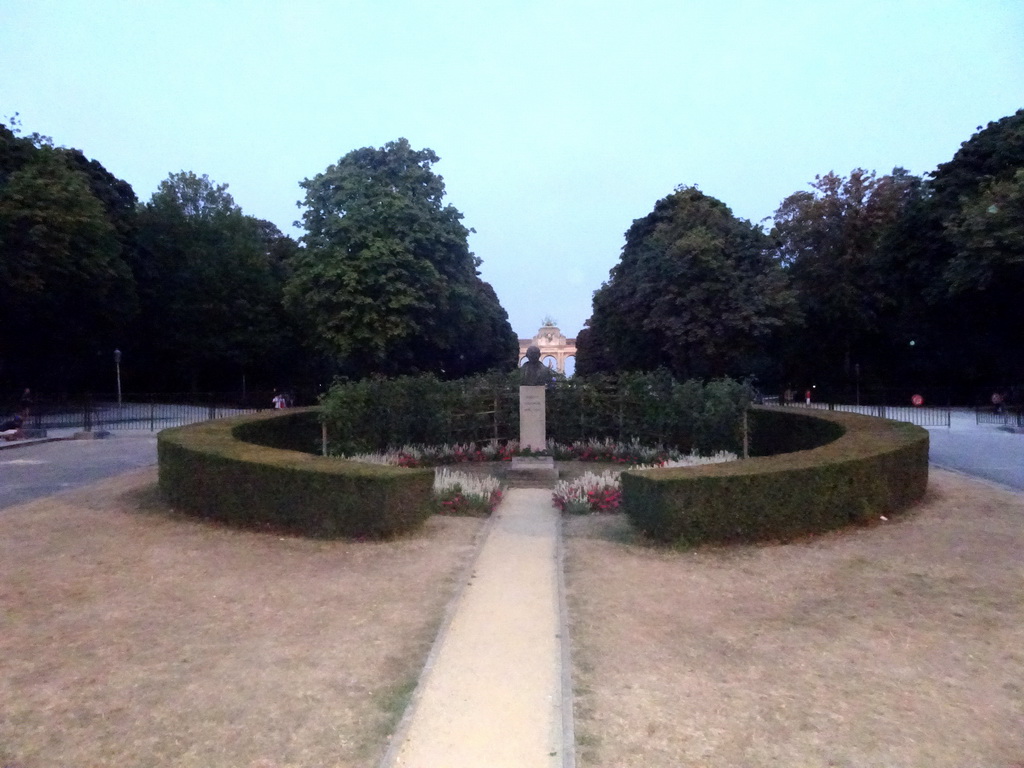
(770, 168, 924, 389)
(0, 124, 138, 390)
(131, 172, 291, 391)
(767, 111, 1024, 396)
(287, 138, 517, 378)
(3, 109, 1022, 402)
(578, 186, 798, 379)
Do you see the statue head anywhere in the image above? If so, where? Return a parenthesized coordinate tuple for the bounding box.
(521, 345, 548, 385)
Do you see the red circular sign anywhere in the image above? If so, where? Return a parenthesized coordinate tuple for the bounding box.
(911, 394, 924, 406)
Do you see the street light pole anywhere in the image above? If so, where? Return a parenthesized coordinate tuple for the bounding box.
(114, 349, 122, 406)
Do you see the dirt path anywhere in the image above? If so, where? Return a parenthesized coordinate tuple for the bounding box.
(383, 488, 567, 768)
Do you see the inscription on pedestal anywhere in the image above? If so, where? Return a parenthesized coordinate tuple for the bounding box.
(519, 385, 546, 451)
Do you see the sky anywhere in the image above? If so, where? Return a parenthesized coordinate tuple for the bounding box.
(2, 0, 1022, 344)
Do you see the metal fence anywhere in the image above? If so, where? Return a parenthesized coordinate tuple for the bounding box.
(16, 394, 261, 433)
(976, 407, 1024, 427)
(775, 401, 952, 427)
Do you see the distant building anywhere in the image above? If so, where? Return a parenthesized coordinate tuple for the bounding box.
(518, 323, 577, 374)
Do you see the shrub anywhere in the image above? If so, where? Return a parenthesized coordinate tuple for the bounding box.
(320, 373, 515, 455)
(232, 409, 323, 454)
(158, 409, 433, 539)
(320, 371, 754, 456)
(622, 407, 929, 545)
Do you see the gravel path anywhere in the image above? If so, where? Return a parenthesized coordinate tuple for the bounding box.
(383, 488, 569, 768)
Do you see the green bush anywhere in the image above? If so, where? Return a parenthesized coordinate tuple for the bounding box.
(158, 408, 432, 539)
(320, 373, 516, 455)
(622, 407, 929, 545)
(232, 409, 324, 454)
(746, 407, 844, 456)
(321, 371, 752, 455)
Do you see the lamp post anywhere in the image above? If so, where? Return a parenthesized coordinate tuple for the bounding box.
(114, 349, 122, 406)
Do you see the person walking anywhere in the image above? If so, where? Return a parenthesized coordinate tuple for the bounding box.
(19, 388, 32, 417)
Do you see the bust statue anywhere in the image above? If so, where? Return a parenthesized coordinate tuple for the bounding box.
(520, 345, 549, 386)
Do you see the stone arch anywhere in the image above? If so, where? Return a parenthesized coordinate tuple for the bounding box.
(518, 324, 578, 375)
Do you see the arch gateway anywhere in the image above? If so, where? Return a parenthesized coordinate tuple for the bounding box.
(518, 324, 577, 374)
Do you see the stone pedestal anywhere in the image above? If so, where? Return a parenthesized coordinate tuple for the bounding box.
(508, 455, 557, 482)
(519, 385, 546, 451)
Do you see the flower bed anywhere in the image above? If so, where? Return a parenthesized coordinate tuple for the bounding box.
(349, 441, 518, 468)
(552, 471, 623, 514)
(347, 439, 737, 517)
(431, 469, 504, 516)
(346, 439, 730, 469)
(552, 452, 737, 514)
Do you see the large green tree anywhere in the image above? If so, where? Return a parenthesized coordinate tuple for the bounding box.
(132, 172, 289, 391)
(287, 138, 517, 378)
(579, 186, 798, 379)
(924, 109, 1024, 388)
(768, 110, 1024, 398)
(0, 123, 138, 391)
(771, 168, 924, 392)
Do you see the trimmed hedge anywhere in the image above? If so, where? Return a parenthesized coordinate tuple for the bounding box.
(232, 409, 324, 454)
(320, 372, 753, 456)
(622, 407, 929, 545)
(158, 408, 433, 538)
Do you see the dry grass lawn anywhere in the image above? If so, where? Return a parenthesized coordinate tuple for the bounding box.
(565, 468, 1024, 767)
(0, 468, 484, 768)
(5, 462, 1023, 768)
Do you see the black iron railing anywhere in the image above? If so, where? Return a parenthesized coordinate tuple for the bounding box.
(976, 407, 1024, 427)
(13, 394, 261, 432)
(777, 400, 952, 427)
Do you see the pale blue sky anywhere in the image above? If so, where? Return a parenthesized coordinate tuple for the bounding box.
(2, 0, 1022, 341)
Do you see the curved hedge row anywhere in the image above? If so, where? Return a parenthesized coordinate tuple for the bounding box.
(622, 406, 929, 545)
(157, 408, 433, 538)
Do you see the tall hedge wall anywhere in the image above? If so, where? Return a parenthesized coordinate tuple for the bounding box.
(622, 407, 929, 545)
(158, 408, 432, 538)
(320, 372, 752, 455)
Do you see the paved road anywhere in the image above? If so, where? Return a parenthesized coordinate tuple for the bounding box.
(0, 434, 158, 510)
(926, 411, 1024, 492)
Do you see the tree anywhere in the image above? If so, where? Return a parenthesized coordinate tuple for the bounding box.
(442, 276, 519, 377)
(0, 127, 138, 391)
(133, 172, 288, 391)
(772, 168, 923, 391)
(769, 111, 1024, 397)
(930, 109, 1024, 213)
(288, 138, 517, 378)
(580, 186, 798, 379)
(923, 110, 1024, 387)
